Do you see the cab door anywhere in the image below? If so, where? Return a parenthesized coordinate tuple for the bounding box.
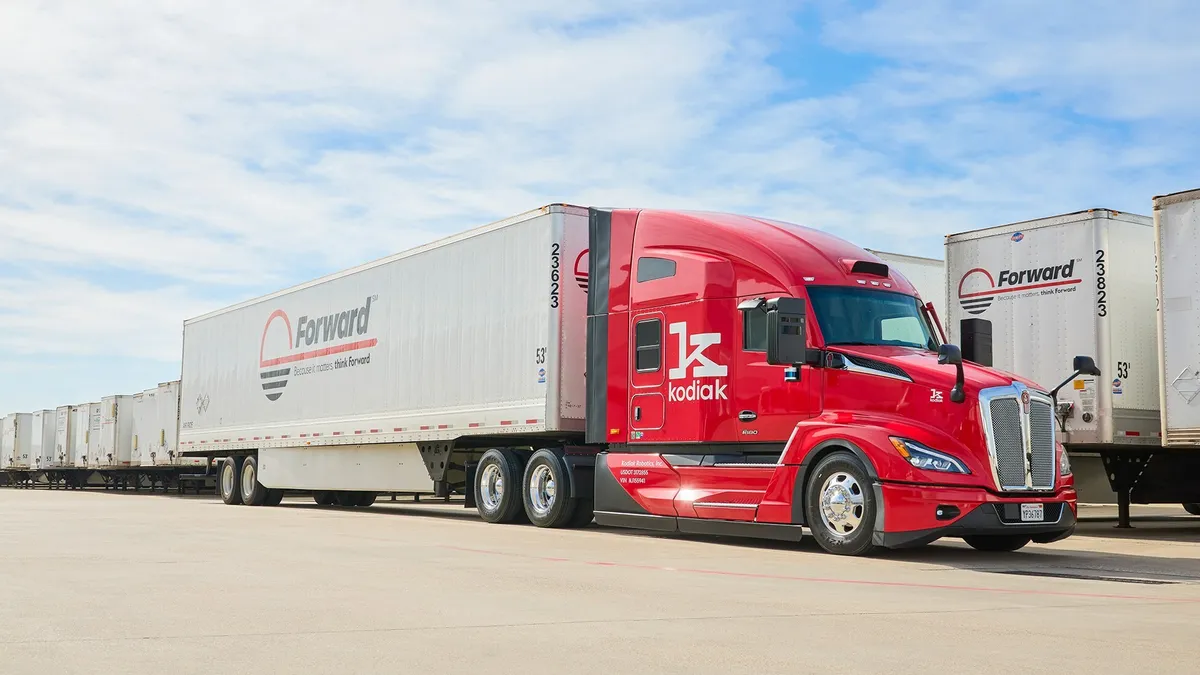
(734, 295, 822, 443)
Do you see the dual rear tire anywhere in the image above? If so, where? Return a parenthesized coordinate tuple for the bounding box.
(475, 448, 592, 528)
(218, 455, 283, 506)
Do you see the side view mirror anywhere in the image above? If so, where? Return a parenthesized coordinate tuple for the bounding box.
(1073, 355, 1102, 377)
(1051, 355, 1101, 407)
(938, 344, 966, 403)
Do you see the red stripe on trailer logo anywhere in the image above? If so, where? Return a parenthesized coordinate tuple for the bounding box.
(258, 338, 378, 368)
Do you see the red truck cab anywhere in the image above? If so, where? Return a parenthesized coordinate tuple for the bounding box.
(584, 208, 1077, 555)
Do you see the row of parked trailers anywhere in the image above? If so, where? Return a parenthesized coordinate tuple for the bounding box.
(1, 382, 203, 489)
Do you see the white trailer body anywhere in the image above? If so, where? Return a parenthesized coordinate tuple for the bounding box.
(86, 403, 103, 468)
(30, 410, 56, 469)
(71, 404, 93, 467)
(2, 413, 33, 469)
(53, 405, 74, 468)
(146, 381, 192, 466)
(946, 209, 1157, 446)
(179, 205, 589, 492)
(1154, 189, 1200, 446)
(130, 391, 152, 467)
(865, 249, 947, 321)
(97, 395, 135, 467)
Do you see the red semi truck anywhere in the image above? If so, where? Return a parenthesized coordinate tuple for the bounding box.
(180, 205, 1081, 555)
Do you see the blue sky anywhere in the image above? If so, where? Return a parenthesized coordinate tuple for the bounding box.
(1, 0, 1198, 413)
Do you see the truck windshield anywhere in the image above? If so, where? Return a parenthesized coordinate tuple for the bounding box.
(807, 286, 937, 350)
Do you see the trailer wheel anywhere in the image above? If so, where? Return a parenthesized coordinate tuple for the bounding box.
(240, 456, 269, 506)
(963, 535, 1030, 552)
(356, 492, 377, 507)
(264, 489, 285, 507)
(219, 457, 243, 505)
(805, 451, 877, 556)
(475, 448, 525, 523)
(522, 449, 579, 528)
(313, 491, 336, 506)
(1183, 503, 1200, 516)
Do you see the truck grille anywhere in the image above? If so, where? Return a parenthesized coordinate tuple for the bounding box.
(982, 385, 1056, 492)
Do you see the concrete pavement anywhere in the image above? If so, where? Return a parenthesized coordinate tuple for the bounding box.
(1, 489, 1198, 674)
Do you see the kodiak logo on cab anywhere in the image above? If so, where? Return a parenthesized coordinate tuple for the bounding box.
(257, 296, 379, 402)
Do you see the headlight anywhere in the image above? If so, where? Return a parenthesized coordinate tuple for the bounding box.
(1059, 446, 1072, 477)
(889, 437, 970, 474)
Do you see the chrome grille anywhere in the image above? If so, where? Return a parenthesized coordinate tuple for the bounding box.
(1029, 401, 1055, 489)
(989, 398, 1026, 488)
(981, 384, 1057, 492)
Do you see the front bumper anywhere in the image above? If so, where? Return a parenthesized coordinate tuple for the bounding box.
(874, 482, 1077, 549)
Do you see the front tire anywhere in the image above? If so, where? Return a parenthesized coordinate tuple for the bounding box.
(240, 456, 269, 506)
(219, 456, 243, 505)
(805, 451, 877, 556)
(1183, 503, 1200, 516)
(475, 448, 525, 523)
(522, 449, 579, 528)
(963, 535, 1030, 552)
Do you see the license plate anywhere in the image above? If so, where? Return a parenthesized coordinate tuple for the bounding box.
(1020, 503, 1045, 522)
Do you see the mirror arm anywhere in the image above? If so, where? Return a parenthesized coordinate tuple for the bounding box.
(1050, 370, 1082, 407)
(950, 363, 966, 403)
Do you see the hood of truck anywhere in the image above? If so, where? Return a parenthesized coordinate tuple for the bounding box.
(835, 345, 1045, 394)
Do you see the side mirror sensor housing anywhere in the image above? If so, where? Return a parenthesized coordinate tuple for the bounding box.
(765, 297, 808, 367)
(938, 344, 966, 403)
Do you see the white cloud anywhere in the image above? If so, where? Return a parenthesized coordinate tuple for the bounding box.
(1, 0, 1198, 412)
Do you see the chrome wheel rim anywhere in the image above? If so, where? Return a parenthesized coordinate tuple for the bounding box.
(221, 462, 235, 498)
(241, 462, 256, 499)
(527, 464, 556, 517)
(479, 463, 504, 511)
(819, 472, 865, 536)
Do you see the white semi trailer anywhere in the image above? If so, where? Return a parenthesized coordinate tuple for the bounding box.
(178, 204, 588, 507)
(946, 207, 1200, 525)
(865, 249, 946, 321)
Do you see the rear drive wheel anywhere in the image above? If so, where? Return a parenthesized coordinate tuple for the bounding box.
(569, 499, 595, 527)
(264, 489, 285, 506)
(219, 457, 243, 505)
(522, 449, 579, 528)
(313, 491, 336, 506)
(1183, 503, 1200, 516)
(805, 451, 877, 556)
(963, 535, 1031, 552)
(475, 448, 525, 523)
(240, 456, 269, 506)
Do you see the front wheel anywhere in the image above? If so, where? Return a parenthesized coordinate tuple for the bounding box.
(963, 535, 1031, 552)
(1183, 503, 1200, 516)
(805, 451, 877, 556)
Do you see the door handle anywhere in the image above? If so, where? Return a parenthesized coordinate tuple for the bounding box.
(634, 407, 642, 421)
(738, 411, 757, 422)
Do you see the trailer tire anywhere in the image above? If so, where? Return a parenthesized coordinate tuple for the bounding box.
(219, 456, 243, 505)
(313, 491, 336, 506)
(240, 456, 269, 506)
(804, 451, 877, 556)
(334, 491, 359, 507)
(475, 448, 525, 524)
(356, 492, 377, 507)
(1183, 503, 1200, 516)
(264, 489, 285, 506)
(963, 535, 1030, 552)
(522, 449, 579, 528)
